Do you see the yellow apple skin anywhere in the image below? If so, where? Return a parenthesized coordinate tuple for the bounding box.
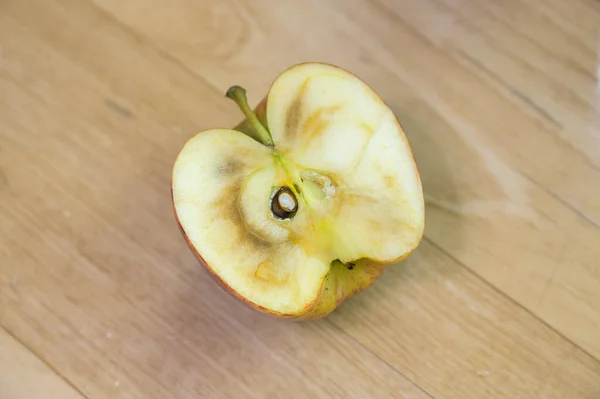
(172, 63, 424, 320)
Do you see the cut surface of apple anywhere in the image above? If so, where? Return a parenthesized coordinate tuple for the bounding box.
(172, 63, 424, 318)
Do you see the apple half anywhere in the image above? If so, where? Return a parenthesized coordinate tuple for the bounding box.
(172, 63, 424, 319)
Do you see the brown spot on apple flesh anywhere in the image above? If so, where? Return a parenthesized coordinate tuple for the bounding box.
(216, 159, 244, 177)
(254, 260, 286, 283)
(213, 178, 271, 254)
(300, 105, 342, 148)
(331, 259, 356, 271)
(285, 78, 310, 139)
(383, 174, 397, 191)
(285, 97, 302, 137)
(360, 122, 374, 135)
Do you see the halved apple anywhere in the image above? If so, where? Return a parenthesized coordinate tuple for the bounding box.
(172, 63, 424, 319)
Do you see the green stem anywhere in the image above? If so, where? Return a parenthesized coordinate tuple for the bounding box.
(226, 86, 274, 147)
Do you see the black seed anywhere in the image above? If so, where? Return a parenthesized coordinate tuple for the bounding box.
(270, 186, 298, 220)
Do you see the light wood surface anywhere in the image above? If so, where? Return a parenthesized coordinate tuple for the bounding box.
(1, 0, 599, 398)
(0, 329, 84, 399)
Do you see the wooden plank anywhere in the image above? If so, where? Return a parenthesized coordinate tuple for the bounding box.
(0, 327, 85, 399)
(370, 0, 600, 209)
(331, 239, 600, 398)
(0, 2, 428, 399)
(87, 0, 600, 360)
(382, 0, 599, 168)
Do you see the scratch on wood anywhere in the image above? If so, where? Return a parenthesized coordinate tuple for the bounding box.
(105, 99, 133, 118)
(0, 167, 8, 190)
(457, 50, 562, 129)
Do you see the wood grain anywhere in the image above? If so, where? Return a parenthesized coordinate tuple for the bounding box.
(90, 0, 600, 360)
(1, 0, 599, 398)
(0, 327, 84, 399)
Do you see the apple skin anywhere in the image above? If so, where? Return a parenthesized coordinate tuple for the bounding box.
(172, 63, 424, 320)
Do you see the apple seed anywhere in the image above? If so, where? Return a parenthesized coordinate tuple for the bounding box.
(271, 186, 298, 220)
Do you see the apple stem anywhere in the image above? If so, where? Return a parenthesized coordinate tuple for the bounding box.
(226, 86, 274, 147)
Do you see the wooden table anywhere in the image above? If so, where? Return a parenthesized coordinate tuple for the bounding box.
(1, 1, 599, 398)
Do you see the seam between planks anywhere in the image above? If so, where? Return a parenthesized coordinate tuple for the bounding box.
(325, 320, 437, 399)
(0, 322, 91, 399)
(423, 236, 600, 365)
(84, 0, 229, 105)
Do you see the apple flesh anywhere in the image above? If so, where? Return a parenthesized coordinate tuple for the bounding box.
(172, 63, 424, 319)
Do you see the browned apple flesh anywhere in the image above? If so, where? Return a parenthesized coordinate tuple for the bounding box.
(172, 63, 424, 318)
